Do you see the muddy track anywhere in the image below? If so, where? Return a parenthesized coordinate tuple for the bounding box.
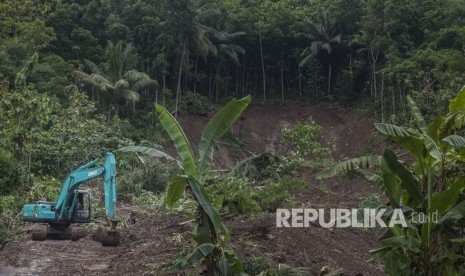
(0, 238, 116, 275)
(0, 212, 186, 276)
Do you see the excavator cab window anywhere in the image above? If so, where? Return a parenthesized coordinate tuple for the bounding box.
(75, 190, 91, 221)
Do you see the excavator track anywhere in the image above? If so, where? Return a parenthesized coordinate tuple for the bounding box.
(31, 225, 89, 241)
(31, 231, 47, 241)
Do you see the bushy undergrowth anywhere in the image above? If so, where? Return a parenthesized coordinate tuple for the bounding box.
(0, 176, 61, 243)
(280, 117, 332, 172)
(167, 91, 213, 115)
(118, 157, 175, 195)
(207, 175, 307, 216)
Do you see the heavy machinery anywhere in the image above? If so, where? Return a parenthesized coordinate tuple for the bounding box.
(22, 152, 120, 246)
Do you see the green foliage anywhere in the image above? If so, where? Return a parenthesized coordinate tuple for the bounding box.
(0, 175, 61, 243)
(318, 88, 465, 274)
(36, 89, 132, 176)
(282, 117, 330, 158)
(280, 117, 331, 172)
(0, 0, 464, 120)
(0, 195, 22, 243)
(74, 40, 157, 116)
(27, 176, 61, 202)
(207, 175, 306, 216)
(175, 91, 213, 115)
(117, 158, 173, 195)
(0, 87, 131, 181)
(0, 148, 20, 194)
(254, 181, 289, 212)
(29, 54, 74, 101)
(209, 176, 261, 215)
(130, 191, 165, 209)
(229, 152, 280, 181)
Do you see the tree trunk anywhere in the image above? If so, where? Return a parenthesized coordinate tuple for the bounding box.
(380, 71, 385, 123)
(327, 58, 332, 96)
(245, 70, 249, 97)
(174, 44, 185, 118)
(259, 30, 266, 102)
(208, 69, 213, 100)
(225, 64, 230, 99)
(235, 65, 239, 97)
(114, 91, 119, 117)
(162, 46, 167, 106)
(299, 68, 302, 99)
(242, 55, 246, 97)
(349, 50, 353, 103)
(215, 66, 219, 103)
(369, 47, 379, 102)
(184, 45, 189, 92)
(193, 54, 198, 95)
(281, 59, 284, 102)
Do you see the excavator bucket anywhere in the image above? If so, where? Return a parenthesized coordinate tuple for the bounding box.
(93, 226, 120, 246)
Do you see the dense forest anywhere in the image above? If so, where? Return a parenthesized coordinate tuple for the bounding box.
(2, 0, 465, 119)
(2, 0, 465, 274)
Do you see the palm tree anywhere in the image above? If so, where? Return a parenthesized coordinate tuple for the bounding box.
(300, 12, 341, 96)
(74, 41, 157, 115)
(212, 30, 245, 101)
(164, 0, 221, 117)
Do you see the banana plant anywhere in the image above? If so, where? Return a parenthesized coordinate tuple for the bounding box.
(121, 95, 251, 275)
(316, 87, 465, 274)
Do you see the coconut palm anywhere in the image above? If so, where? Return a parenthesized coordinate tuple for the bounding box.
(300, 12, 341, 96)
(164, 0, 222, 117)
(211, 30, 245, 101)
(74, 41, 157, 115)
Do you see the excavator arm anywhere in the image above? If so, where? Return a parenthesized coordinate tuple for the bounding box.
(54, 153, 117, 222)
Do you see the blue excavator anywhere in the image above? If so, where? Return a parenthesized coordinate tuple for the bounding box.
(22, 153, 120, 246)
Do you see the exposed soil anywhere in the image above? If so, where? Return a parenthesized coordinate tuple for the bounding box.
(175, 102, 384, 168)
(0, 102, 385, 275)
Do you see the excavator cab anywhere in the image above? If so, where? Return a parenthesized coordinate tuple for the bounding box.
(74, 190, 91, 223)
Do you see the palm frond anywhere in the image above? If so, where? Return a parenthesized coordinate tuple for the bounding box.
(115, 79, 129, 91)
(83, 59, 105, 75)
(122, 89, 140, 102)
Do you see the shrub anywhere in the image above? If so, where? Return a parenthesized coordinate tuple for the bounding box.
(254, 181, 288, 212)
(118, 158, 174, 196)
(0, 196, 22, 244)
(176, 91, 213, 115)
(209, 176, 260, 215)
(228, 152, 280, 181)
(280, 117, 331, 172)
(208, 176, 306, 216)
